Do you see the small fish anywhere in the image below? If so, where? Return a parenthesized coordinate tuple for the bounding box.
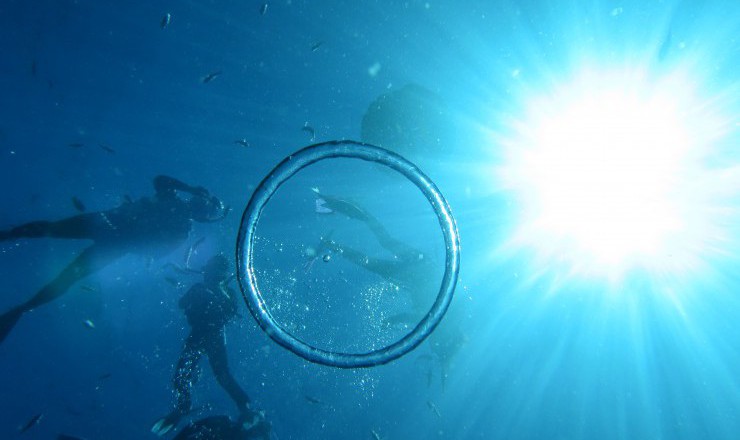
(310, 41, 324, 52)
(72, 196, 86, 212)
(302, 122, 315, 141)
(19, 413, 43, 434)
(79, 285, 97, 293)
(98, 373, 112, 380)
(98, 143, 115, 154)
(427, 400, 442, 418)
(123, 194, 134, 204)
(57, 435, 87, 440)
(370, 429, 382, 440)
(234, 139, 250, 148)
(68, 143, 84, 148)
(201, 70, 222, 83)
(259, 3, 268, 15)
(160, 13, 171, 30)
(83, 319, 95, 329)
(304, 394, 324, 405)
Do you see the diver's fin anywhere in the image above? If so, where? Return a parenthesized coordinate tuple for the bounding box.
(315, 198, 333, 214)
(151, 416, 176, 436)
(239, 407, 264, 430)
(0, 307, 24, 345)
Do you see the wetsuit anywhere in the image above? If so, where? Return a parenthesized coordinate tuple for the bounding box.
(172, 279, 250, 418)
(0, 175, 212, 344)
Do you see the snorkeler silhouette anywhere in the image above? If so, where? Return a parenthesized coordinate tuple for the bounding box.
(152, 255, 259, 437)
(0, 175, 227, 345)
(316, 192, 466, 386)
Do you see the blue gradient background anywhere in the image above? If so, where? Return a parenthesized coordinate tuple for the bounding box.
(0, 1, 738, 439)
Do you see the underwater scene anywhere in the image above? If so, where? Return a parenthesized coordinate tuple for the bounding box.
(1, 0, 739, 439)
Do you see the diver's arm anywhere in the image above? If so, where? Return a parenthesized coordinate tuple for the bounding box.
(154, 175, 209, 197)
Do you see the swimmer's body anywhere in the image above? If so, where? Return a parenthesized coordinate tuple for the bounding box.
(317, 193, 465, 384)
(0, 175, 226, 345)
(152, 255, 259, 437)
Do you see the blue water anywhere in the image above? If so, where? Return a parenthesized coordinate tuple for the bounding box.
(1, 0, 739, 439)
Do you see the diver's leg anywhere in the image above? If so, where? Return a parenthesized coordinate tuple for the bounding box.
(0, 245, 117, 344)
(151, 337, 203, 436)
(0, 212, 105, 241)
(172, 335, 204, 415)
(206, 332, 250, 412)
(22, 245, 117, 310)
(0, 221, 55, 241)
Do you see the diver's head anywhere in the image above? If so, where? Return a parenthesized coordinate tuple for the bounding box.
(188, 193, 228, 223)
(202, 254, 231, 283)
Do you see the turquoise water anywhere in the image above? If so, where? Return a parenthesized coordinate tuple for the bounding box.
(0, 0, 738, 439)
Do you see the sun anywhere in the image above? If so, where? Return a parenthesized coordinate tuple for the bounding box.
(497, 68, 723, 280)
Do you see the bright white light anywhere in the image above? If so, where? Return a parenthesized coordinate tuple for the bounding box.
(498, 68, 725, 279)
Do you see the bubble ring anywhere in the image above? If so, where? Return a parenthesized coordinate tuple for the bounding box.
(236, 140, 460, 368)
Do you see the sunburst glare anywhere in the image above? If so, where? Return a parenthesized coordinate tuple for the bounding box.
(494, 67, 733, 282)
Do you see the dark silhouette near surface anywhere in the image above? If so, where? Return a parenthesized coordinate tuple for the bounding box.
(152, 255, 258, 437)
(0, 175, 226, 345)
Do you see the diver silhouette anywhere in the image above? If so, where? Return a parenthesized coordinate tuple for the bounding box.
(316, 192, 466, 386)
(0, 175, 226, 345)
(152, 254, 258, 437)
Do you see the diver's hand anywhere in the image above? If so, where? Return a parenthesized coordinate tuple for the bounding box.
(151, 411, 182, 437)
(238, 406, 263, 430)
